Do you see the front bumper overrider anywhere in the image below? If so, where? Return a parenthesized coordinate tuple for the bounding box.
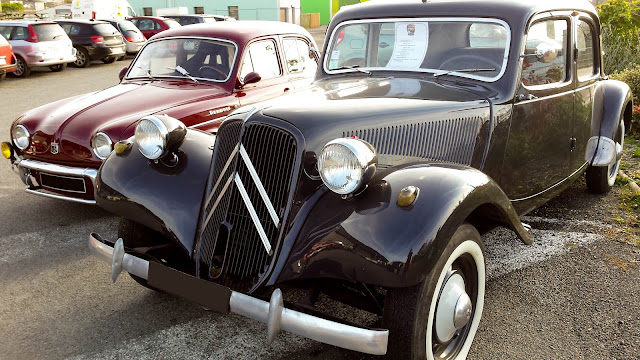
(88, 233, 389, 355)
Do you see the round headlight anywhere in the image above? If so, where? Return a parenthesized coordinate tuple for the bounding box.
(135, 116, 168, 160)
(318, 138, 377, 195)
(92, 132, 113, 160)
(11, 125, 30, 150)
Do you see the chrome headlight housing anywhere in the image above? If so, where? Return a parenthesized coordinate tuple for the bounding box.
(135, 115, 187, 160)
(11, 124, 30, 151)
(92, 132, 113, 160)
(318, 138, 377, 195)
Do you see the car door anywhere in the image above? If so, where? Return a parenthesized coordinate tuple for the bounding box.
(236, 38, 293, 105)
(501, 14, 573, 200)
(571, 14, 599, 172)
(281, 36, 318, 90)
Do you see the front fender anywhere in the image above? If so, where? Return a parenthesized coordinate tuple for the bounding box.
(96, 130, 215, 256)
(276, 163, 532, 288)
(586, 80, 632, 166)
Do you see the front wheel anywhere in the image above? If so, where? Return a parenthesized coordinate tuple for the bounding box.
(586, 119, 624, 194)
(117, 218, 158, 290)
(383, 223, 485, 360)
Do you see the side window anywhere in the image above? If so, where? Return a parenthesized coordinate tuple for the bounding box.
(522, 19, 568, 86)
(154, 21, 163, 30)
(69, 25, 82, 36)
(283, 38, 316, 74)
(60, 24, 72, 34)
(13, 27, 29, 41)
(0, 26, 12, 40)
(576, 19, 596, 79)
(137, 20, 153, 31)
(240, 40, 281, 81)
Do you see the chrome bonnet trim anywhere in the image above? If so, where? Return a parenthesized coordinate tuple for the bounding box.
(239, 144, 280, 227)
(16, 158, 98, 182)
(234, 173, 273, 255)
(88, 233, 388, 355)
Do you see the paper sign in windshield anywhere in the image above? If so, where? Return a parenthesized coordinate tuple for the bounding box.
(387, 22, 428, 68)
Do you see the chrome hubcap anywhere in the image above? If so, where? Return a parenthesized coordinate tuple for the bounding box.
(434, 270, 472, 343)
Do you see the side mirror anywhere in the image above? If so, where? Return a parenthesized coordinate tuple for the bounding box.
(309, 48, 320, 64)
(237, 71, 261, 89)
(535, 41, 560, 63)
(118, 66, 128, 82)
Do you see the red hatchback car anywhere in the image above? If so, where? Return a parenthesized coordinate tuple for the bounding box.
(2, 21, 318, 203)
(128, 16, 181, 39)
(0, 34, 17, 81)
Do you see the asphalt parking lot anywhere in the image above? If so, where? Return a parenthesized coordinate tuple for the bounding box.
(0, 49, 639, 359)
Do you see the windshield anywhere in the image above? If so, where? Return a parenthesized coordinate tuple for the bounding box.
(128, 38, 237, 82)
(94, 23, 119, 36)
(325, 18, 510, 81)
(32, 24, 67, 41)
(117, 20, 138, 32)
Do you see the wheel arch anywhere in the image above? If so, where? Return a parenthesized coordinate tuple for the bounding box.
(275, 163, 532, 289)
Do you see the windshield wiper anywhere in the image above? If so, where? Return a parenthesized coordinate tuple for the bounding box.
(137, 64, 155, 81)
(433, 68, 496, 79)
(167, 65, 198, 84)
(333, 65, 371, 75)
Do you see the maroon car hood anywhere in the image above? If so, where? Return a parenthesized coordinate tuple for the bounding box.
(22, 81, 228, 165)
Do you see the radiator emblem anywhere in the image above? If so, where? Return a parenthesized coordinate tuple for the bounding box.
(51, 142, 59, 155)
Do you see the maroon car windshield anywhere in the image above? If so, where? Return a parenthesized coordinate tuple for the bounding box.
(128, 38, 237, 82)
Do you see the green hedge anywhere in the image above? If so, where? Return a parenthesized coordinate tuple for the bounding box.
(1, 3, 24, 12)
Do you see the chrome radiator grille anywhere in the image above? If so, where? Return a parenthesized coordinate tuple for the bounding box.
(198, 120, 297, 291)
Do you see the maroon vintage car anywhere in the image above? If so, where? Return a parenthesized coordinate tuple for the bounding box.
(2, 21, 318, 204)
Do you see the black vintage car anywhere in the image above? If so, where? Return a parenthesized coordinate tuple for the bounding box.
(87, 0, 631, 358)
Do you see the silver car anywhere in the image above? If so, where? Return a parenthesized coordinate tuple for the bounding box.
(103, 19, 146, 55)
(0, 20, 76, 77)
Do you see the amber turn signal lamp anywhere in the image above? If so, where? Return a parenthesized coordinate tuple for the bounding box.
(397, 186, 419, 207)
(1, 142, 13, 160)
(114, 141, 131, 156)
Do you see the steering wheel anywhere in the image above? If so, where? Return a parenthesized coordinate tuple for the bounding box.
(438, 55, 501, 72)
(198, 65, 227, 80)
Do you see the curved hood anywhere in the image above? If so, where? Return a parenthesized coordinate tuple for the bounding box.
(19, 80, 229, 165)
(259, 76, 491, 162)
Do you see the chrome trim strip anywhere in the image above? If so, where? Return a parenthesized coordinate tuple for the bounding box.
(202, 173, 234, 229)
(204, 144, 239, 206)
(87, 233, 388, 355)
(511, 162, 589, 203)
(25, 189, 96, 204)
(234, 173, 272, 254)
(239, 145, 280, 227)
(17, 158, 98, 182)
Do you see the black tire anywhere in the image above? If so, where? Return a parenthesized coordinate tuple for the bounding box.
(73, 47, 90, 68)
(116, 55, 125, 61)
(102, 57, 116, 64)
(49, 63, 67, 72)
(12, 56, 30, 77)
(383, 223, 485, 360)
(586, 118, 624, 194)
(117, 218, 158, 290)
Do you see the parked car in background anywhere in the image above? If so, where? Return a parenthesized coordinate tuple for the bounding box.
(128, 16, 181, 39)
(165, 14, 236, 26)
(55, 19, 126, 67)
(3, 21, 318, 204)
(0, 20, 76, 77)
(0, 34, 17, 81)
(102, 19, 146, 55)
(83, 0, 631, 359)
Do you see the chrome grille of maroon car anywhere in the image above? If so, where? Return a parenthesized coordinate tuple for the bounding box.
(198, 119, 297, 291)
(344, 117, 482, 165)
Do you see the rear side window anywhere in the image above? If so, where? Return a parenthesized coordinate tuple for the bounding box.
(576, 19, 596, 79)
(94, 23, 119, 36)
(13, 27, 29, 41)
(283, 38, 317, 75)
(32, 24, 66, 41)
(0, 26, 11, 40)
(136, 19, 154, 30)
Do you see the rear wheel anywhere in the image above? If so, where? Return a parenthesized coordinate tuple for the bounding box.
(586, 118, 624, 194)
(49, 63, 67, 72)
(12, 56, 30, 77)
(73, 47, 90, 68)
(117, 218, 158, 290)
(383, 223, 485, 360)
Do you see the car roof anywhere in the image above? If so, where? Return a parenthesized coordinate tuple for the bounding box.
(332, 0, 598, 24)
(152, 20, 313, 44)
(0, 19, 60, 26)
(55, 19, 110, 25)
(128, 16, 174, 21)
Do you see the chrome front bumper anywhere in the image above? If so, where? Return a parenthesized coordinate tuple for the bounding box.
(13, 158, 98, 204)
(88, 233, 389, 355)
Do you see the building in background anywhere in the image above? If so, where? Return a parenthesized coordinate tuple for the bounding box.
(300, 0, 368, 26)
(127, 0, 301, 24)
